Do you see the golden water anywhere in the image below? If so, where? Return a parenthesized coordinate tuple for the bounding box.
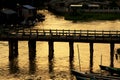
(0, 10, 120, 80)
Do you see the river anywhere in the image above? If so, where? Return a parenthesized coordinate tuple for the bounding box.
(0, 10, 120, 80)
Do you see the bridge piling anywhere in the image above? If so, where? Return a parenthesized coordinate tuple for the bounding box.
(9, 40, 18, 61)
(89, 42, 94, 73)
(2, 29, 120, 72)
(69, 41, 74, 61)
(48, 41, 54, 60)
(110, 43, 114, 67)
(28, 39, 36, 60)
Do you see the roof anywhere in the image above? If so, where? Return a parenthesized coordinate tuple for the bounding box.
(23, 5, 35, 9)
(70, 4, 100, 8)
(1, 9, 16, 14)
(70, 4, 82, 7)
(88, 4, 100, 7)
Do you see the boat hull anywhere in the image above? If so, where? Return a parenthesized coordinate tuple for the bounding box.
(99, 65, 120, 75)
(71, 70, 120, 80)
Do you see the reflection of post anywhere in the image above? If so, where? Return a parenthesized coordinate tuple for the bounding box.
(28, 39, 36, 60)
(48, 59, 54, 79)
(9, 40, 18, 61)
(29, 59, 36, 74)
(89, 42, 93, 73)
(69, 57, 74, 70)
(49, 59, 54, 73)
(48, 41, 54, 61)
(69, 58, 74, 80)
(110, 43, 114, 67)
(9, 58, 19, 74)
(69, 41, 74, 61)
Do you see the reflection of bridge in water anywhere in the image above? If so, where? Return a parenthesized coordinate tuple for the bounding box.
(1, 28, 120, 72)
(8, 55, 75, 79)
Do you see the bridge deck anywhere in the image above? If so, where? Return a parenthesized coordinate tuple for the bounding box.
(1, 29, 120, 43)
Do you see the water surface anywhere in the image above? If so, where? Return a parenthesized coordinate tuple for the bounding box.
(0, 10, 120, 80)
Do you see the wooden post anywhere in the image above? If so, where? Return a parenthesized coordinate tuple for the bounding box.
(28, 39, 36, 74)
(69, 41, 74, 61)
(110, 43, 114, 67)
(9, 40, 18, 61)
(48, 41, 54, 61)
(90, 42, 94, 73)
(28, 39, 36, 60)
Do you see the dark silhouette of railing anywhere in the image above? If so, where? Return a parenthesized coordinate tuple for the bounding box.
(1, 29, 120, 43)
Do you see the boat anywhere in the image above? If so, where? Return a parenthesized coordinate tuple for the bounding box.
(71, 70, 120, 80)
(99, 65, 120, 75)
(71, 70, 97, 80)
(74, 76, 94, 80)
(65, 2, 120, 20)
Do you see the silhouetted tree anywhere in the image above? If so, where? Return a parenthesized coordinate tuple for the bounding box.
(110, 0, 118, 7)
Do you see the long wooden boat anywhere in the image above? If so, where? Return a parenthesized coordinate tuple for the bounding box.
(65, 3, 120, 20)
(99, 65, 120, 75)
(71, 70, 120, 80)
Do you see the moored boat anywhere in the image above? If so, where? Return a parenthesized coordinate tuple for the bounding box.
(65, 3, 120, 20)
(99, 65, 120, 75)
(71, 70, 120, 80)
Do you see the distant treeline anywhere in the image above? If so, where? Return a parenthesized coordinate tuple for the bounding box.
(0, 0, 49, 9)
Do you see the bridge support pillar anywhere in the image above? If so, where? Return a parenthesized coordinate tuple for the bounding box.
(28, 39, 36, 60)
(110, 43, 114, 67)
(48, 41, 54, 61)
(89, 42, 94, 73)
(9, 40, 18, 61)
(69, 41, 74, 61)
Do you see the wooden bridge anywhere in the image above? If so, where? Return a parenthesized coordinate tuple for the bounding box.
(1, 28, 120, 43)
(0, 28, 120, 72)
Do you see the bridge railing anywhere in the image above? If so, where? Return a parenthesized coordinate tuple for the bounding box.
(2, 29, 120, 38)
